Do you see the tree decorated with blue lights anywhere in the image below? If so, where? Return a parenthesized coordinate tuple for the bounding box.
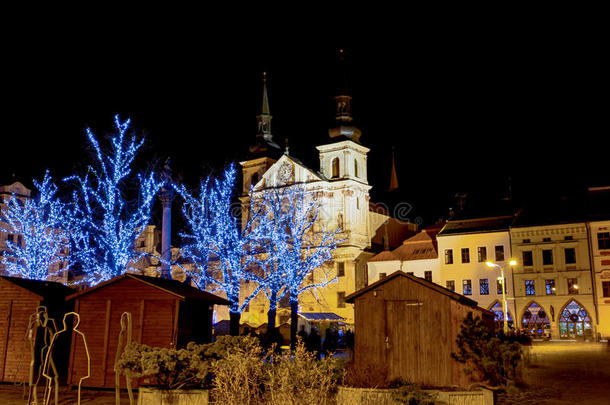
(251, 186, 341, 345)
(274, 187, 341, 348)
(65, 115, 162, 285)
(0, 171, 70, 280)
(176, 165, 269, 336)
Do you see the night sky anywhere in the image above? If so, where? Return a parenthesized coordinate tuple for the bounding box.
(2, 29, 607, 227)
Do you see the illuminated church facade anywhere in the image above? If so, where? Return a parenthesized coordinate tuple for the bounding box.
(233, 71, 405, 327)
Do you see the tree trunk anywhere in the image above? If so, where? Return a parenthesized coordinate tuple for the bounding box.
(229, 311, 241, 336)
(290, 298, 299, 351)
(267, 291, 277, 331)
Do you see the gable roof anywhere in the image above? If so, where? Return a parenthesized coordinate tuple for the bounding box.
(253, 154, 325, 191)
(65, 273, 230, 305)
(368, 250, 400, 263)
(0, 276, 75, 299)
(345, 271, 479, 307)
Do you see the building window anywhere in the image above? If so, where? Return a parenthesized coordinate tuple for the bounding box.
(478, 247, 487, 262)
(545, 279, 556, 295)
(407, 272, 414, 276)
(337, 262, 345, 277)
(461, 248, 470, 263)
(331, 157, 340, 178)
(244, 304, 250, 312)
(564, 236, 573, 241)
(602, 281, 610, 298)
(462, 280, 472, 295)
(542, 249, 553, 266)
(543, 237, 551, 242)
(337, 292, 346, 308)
(568, 278, 579, 294)
(446, 280, 455, 292)
(564, 248, 576, 265)
(525, 280, 536, 296)
(445, 249, 453, 264)
(495, 246, 505, 261)
(480, 279, 489, 295)
(598, 232, 610, 250)
(522, 251, 533, 267)
(250, 172, 259, 187)
(379, 273, 387, 279)
(497, 279, 504, 294)
(522, 239, 531, 243)
(424, 271, 432, 282)
(354, 159, 359, 178)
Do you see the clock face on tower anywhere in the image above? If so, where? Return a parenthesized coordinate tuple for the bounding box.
(278, 162, 293, 184)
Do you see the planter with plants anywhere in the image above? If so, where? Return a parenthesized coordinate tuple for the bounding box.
(117, 341, 212, 405)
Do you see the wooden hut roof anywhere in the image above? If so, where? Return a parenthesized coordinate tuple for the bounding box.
(345, 271, 481, 308)
(0, 276, 74, 299)
(65, 273, 230, 305)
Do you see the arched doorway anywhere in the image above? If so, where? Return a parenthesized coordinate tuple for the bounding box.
(489, 301, 514, 330)
(521, 302, 550, 338)
(559, 300, 592, 340)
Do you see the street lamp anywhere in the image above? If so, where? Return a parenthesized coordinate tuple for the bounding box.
(486, 259, 517, 334)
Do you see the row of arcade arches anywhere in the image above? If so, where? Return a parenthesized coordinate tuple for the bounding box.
(488, 299, 593, 339)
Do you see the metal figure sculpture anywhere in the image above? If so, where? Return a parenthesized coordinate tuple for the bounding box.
(114, 312, 134, 405)
(13, 306, 58, 405)
(42, 312, 90, 405)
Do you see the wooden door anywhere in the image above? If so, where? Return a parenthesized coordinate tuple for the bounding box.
(385, 300, 422, 382)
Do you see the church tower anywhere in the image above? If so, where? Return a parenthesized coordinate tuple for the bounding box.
(241, 72, 281, 196)
(316, 49, 371, 249)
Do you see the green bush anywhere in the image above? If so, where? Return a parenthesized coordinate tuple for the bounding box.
(451, 312, 523, 387)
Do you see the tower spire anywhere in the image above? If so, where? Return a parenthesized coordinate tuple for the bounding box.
(388, 147, 399, 192)
(329, 49, 362, 142)
(257, 71, 273, 141)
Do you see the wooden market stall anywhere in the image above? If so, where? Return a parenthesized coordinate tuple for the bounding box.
(65, 273, 229, 388)
(0, 276, 74, 382)
(345, 271, 494, 388)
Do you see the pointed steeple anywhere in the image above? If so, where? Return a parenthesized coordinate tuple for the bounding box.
(329, 49, 362, 142)
(257, 72, 273, 142)
(388, 147, 399, 192)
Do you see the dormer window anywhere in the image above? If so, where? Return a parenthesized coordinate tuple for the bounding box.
(331, 157, 340, 178)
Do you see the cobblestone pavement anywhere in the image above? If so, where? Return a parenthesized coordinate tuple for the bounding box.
(499, 342, 610, 405)
(0, 385, 127, 404)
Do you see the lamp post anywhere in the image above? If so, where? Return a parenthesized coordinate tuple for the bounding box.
(486, 259, 517, 334)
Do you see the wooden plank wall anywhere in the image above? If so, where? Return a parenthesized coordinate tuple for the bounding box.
(354, 276, 487, 388)
(68, 278, 179, 388)
(0, 279, 41, 383)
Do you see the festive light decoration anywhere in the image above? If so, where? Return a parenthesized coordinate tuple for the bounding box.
(176, 165, 269, 334)
(0, 171, 69, 280)
(251, 186, 341, 331)
(65, 115, 162, 285)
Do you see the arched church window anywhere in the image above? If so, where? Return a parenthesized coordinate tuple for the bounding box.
(251, 172, 259, 187)
(331, 157, 340, 178)
(521, 302, 550, 338)
(490, 301, 513, 330)
(559, 300, 592, 339)
(354, 159, 359, 178)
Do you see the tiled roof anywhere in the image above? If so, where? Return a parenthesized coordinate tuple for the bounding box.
(369, 250, 400, 263)
(438, 216, 514, 236)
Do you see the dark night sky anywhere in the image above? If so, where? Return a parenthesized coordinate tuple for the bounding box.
(2, 24, 607, 226)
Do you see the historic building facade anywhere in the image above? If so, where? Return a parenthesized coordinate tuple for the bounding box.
(510, 222, 597, 340)
(436, 216, 516, 319)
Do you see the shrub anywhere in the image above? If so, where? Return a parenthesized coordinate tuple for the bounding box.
(210, 336, 268, 405)
(264, 341, 341, 405)
(452, 312, 523, 387)
(391, 380, 440, 405)
(117, 342, 210, 389)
